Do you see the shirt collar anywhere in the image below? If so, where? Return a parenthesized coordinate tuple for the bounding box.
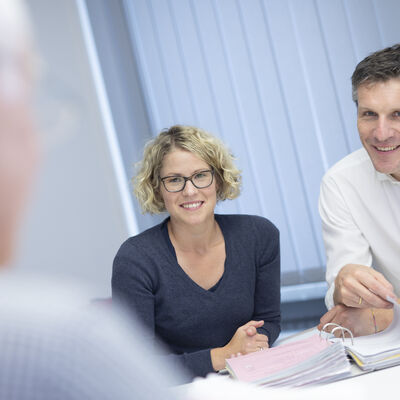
(376, 170, 400, 184)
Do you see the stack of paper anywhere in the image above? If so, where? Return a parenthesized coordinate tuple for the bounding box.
(341, 299, 400, 371)
(225, 334, 351, 387)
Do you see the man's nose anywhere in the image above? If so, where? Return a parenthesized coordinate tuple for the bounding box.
(374, 117, 394, 142)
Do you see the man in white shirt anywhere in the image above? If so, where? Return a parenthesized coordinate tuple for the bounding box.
(0, 1, 185, 398)
(318, 44, 400, 337)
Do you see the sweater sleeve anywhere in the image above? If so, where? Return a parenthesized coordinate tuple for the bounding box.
(112, 244, 157, 333)
(252, 219, 281, 345)
(112, 241, 213, 379)
(162, 350, 213, 378)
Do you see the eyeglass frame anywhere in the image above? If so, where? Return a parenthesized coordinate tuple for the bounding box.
(160, 169, 215, 193)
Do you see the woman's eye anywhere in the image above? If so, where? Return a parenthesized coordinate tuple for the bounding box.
(167, 177, 182, 184)
(194, 173, 206, 179)
(393, 111, 400, 117)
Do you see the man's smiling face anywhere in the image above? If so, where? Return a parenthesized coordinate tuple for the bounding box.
(357, 78, 400, 181)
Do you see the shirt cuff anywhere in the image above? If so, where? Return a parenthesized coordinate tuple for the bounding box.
(325, 282, 335, 310)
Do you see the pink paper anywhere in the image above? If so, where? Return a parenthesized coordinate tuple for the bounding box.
(226, 334, 330, 382)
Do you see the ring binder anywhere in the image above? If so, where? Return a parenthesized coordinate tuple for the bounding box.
(225, 298, 400, 386)
(319, 298, 400, 372)
(319, 323, 354, 345)
(331, 327, 354, 345)
(319, 322, 341, 336)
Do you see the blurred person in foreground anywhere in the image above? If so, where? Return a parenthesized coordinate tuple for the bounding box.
(112, 125, 281, 379)
(318, 44, 400, 337)
(0, 0, 185, 398)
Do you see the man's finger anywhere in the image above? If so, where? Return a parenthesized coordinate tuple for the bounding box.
(319, 307, 339, 327)
(344, 282, 387, 308)
(357, 277, 394, 308)
(341, 273, 394, 308)
(371, 270, 395, 291)
(356, 268, 395, 298)
(349, 292, 374, 308)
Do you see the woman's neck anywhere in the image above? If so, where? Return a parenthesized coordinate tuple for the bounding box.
(167, 217, 222, 254)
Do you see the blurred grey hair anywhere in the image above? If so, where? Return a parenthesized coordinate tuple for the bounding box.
(0, 0, 34, 100)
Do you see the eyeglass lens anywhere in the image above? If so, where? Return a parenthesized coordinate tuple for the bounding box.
(162, 170, 213, 192)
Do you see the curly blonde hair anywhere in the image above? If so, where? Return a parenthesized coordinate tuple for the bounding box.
(134, 125, 241, 214)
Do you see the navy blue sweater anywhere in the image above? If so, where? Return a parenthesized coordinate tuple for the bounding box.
(112, 214, 281, 378)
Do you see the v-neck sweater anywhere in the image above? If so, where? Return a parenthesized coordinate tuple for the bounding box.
(112, 214, 281, 378)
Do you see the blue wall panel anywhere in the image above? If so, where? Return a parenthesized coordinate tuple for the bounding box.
(122, 0, 400, 286)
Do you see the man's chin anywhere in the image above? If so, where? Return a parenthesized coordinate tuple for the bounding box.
(390, 171, 400, 181)
(370, 158, 400, 178)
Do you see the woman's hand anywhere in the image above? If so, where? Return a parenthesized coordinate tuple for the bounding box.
(318, 304, 393, 337)
(210, 320, 269, 371)
(333, 264, 396, 308)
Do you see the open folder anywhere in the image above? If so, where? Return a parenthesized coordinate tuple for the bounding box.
(225, 298, 400, 387)
(333, 297, 400, 371)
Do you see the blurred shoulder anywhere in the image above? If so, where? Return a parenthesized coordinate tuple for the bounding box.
(0, 272, 184, 397)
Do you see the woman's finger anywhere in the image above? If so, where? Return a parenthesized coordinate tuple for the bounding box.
(245, 326, 257, 336)
(243, 320, 264, 330)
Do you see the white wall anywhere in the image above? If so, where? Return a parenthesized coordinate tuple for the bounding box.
(13, 0, 135, 299)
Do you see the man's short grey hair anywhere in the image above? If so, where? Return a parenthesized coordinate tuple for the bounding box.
(351, 43, 400, 104)
(0, 0, 34, 100)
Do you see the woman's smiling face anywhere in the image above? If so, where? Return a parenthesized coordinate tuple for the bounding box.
(159, 148, 217, 227)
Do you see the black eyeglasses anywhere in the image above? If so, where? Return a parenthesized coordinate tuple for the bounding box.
(160, 169, 214, 192)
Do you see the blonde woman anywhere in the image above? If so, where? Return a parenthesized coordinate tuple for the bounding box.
(112, 125, 280, 378)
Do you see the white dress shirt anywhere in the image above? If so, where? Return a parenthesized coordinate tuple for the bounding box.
(319, 148, 400, 310)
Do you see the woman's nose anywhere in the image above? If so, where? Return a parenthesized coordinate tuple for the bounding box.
(182, 179, 198, 195)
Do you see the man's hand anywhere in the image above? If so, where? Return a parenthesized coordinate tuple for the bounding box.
(318, 304, 393, 337)
(333, 264, 396, 308)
